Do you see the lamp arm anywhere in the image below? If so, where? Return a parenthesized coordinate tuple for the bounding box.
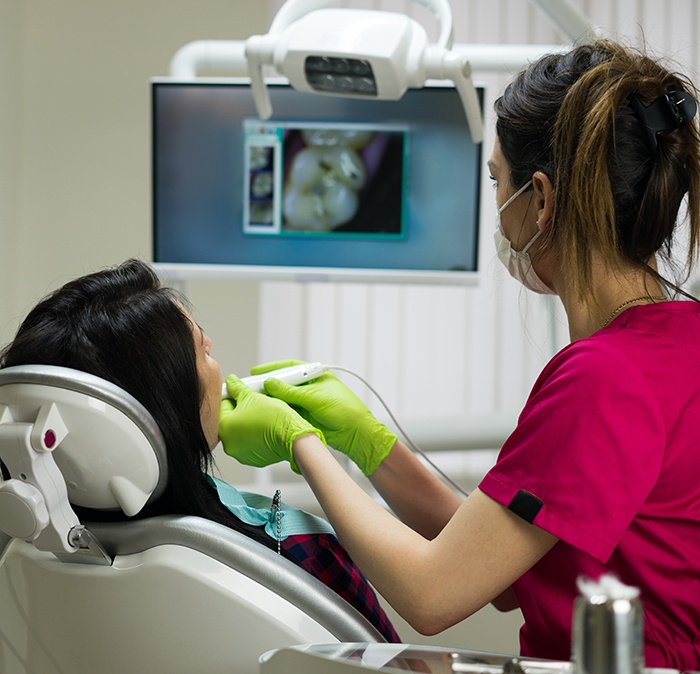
(425, 47, 483, 144)
(268, 0, 453, 49)
(268, 0, 334, 36)
(411, 0, 454, 49)
(529, 0, 599, 43)
(245, 35, 276, 120)
(169, 39, 247, 78)
(451, 61, 483, 144)
(452, 43, 570, 72)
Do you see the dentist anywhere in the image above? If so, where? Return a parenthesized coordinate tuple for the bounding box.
(219, 40, 700, 669)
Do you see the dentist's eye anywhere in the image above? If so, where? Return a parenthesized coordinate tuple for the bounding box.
(488, 175, 498, 189)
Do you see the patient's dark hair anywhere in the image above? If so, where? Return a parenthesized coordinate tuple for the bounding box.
(0, 259, 284, 554)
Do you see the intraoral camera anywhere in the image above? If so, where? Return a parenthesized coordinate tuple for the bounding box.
(244, 0, 484, 143)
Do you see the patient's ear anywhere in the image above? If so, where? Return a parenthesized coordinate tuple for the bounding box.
(532, 171, 554, 232)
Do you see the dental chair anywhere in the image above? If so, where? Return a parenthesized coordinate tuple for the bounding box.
(0, 365, 384, 674)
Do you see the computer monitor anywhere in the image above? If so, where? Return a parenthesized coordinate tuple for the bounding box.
(151, 78, 483, 284)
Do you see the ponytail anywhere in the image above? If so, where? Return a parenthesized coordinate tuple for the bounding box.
(495, 40, 700, 307)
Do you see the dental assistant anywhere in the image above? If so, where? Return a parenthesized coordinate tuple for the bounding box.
(219, 40, 700, 670)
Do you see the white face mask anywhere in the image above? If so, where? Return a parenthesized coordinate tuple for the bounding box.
(493, 180, 555, 295)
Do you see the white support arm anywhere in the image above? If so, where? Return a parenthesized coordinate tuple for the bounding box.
(169, 39, 247, 78)
(530, 0, 600, 43)
(0, 403, 112, 564)
(169, 40, 571, 80)
(0, 403, 77, 554)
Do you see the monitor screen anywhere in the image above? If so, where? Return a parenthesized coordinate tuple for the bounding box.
(152, 79, 483, 284)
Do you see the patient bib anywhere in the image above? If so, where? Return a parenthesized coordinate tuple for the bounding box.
(208, 475, 335, 541)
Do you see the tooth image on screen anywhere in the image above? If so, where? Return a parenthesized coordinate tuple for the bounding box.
(301, 128, 374, 150)
(251, 171, 273, 198)
(250, 201, 273, 224)
(283, 144, 366, 232)
(249, 145, 272, 170)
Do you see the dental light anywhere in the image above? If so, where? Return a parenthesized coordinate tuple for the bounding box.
(244, 0, 484, 143)
(168, 0, 601, 146)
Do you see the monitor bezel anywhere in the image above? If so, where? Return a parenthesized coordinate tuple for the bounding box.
(151, 76, 482, 286)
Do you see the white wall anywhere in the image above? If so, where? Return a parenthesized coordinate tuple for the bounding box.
(245, 0, 700, 654)
(254, 0, 700, 429)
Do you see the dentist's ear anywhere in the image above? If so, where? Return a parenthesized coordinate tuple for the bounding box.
(532, 171, 555, 232)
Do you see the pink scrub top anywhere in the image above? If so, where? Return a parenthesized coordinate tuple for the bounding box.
(479, 301, 700, 670)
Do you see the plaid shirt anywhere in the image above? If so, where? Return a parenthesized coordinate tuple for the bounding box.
(282, 533, 401, 643)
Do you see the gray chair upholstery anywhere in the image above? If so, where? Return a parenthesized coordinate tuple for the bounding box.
(86, 514, 384, 644)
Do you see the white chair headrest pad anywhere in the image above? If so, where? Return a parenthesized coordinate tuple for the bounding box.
(0, 365, 168, 516)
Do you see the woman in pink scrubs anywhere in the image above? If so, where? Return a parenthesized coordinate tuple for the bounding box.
(219, 40, 700, 669)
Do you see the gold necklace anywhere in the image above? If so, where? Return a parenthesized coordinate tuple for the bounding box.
(602, 295, 666, 328)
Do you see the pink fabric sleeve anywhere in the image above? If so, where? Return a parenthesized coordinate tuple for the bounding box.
(479, 339, 665, 562)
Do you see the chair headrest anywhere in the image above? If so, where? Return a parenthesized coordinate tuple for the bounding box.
(0, 365, 168, 516)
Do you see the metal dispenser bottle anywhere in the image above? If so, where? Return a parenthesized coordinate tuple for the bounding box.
(572, 575, 644, 674)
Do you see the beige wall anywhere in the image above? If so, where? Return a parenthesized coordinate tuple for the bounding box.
(0, 0, 266, 378)
(0, 0, 22, 340)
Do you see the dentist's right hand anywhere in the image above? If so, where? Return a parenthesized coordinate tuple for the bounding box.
(252, 360, 397, 476)
(219, 374, 324, 473)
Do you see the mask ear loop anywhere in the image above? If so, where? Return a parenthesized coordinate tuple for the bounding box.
(629, 90, 698, 155)
(497, 179, 533, 215)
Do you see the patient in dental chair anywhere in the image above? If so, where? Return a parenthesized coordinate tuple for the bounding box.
(0, 258, 399, 642)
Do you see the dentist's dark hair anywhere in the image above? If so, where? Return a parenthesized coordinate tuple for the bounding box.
(0, 259, 283, 553)
(495, 39, 700, 309)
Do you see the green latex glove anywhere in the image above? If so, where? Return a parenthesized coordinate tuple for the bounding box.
(219, 374, 324, 473)
(251, 359, 397, 476)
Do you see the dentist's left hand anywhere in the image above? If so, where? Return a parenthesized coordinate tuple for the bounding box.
(219, 374, 325, 473)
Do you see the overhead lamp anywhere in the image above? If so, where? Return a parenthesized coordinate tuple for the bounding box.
(244, 0, 484, 143)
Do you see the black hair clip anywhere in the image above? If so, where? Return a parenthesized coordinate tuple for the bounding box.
(628, 90, 698, 154)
